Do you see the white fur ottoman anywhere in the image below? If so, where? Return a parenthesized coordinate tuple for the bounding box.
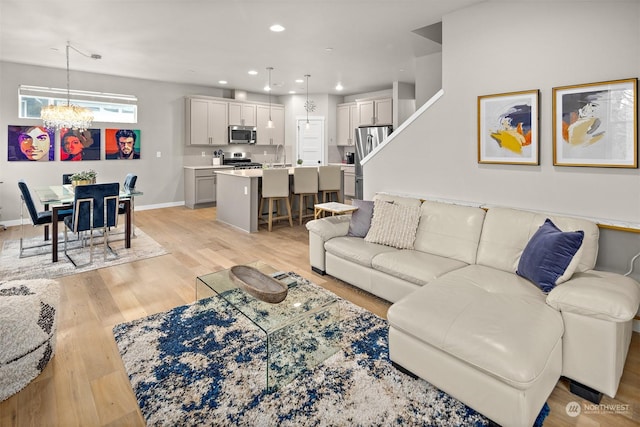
(0, 279, 59, 401)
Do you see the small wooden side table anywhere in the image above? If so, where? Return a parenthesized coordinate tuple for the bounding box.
(314, 202, 358, 219)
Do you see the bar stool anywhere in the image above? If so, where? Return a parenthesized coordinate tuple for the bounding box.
(292, 167, 319, 225)
(318, 165, 342, 203)
(259, 169, 292, 231)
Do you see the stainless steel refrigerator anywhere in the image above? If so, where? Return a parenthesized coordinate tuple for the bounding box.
(355, 125, 392, 199)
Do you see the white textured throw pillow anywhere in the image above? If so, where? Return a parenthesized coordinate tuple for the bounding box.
(365, 199, 421, 249)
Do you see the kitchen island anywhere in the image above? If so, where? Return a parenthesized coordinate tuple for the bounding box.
(215, 167, 342, 232)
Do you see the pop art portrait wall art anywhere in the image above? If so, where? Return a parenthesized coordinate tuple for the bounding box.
(7, 125, 55, 161)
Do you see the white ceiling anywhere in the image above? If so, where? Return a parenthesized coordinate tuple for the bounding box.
(0, 0, 484, 96)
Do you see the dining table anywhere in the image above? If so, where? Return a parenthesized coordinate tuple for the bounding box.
(32, 184, 143, 262)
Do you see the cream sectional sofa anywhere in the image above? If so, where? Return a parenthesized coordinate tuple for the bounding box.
(306, 193, 640, 427)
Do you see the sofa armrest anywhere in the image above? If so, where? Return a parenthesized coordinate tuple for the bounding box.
(306, 216, 351, 274)
(546, 270, 640, 322)
(305, 216, 351, 241)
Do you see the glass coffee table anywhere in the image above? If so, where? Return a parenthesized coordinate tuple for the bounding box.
(196, 261, 340, 391)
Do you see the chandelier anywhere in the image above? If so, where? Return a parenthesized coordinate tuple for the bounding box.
(41, 42, 100, 131)
(304, 74, 312, 129)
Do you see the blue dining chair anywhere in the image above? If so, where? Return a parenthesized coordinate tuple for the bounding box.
(118, 173, 138, 235)
(62, 174, 74, 185)
(63, 183, 120, 267)
(18, 180, 72, 258)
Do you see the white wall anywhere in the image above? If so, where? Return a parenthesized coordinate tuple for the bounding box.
(415, 52, 442, 107)
(365, 1, 640, 227)
(393, 81, 416, 129)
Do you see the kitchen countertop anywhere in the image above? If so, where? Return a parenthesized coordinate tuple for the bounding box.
(214, 167, 296, 178)
(184, 165, 234, 170)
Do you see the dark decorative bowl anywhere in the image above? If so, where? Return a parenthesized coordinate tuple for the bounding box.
(229, 265, 288, 303)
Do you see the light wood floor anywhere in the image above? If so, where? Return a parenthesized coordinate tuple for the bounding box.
(0, 206, 638, 426)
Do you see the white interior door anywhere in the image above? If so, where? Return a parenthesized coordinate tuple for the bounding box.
(296, 117, 324, 166)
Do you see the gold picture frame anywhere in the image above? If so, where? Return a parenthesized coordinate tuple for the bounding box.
(552, 78, 638, 168)
(477, 89, 540, 165)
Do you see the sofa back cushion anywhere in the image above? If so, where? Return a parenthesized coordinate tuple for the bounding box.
(373, 193, 422, 207)
(413, 201, 486, 265)
(476, 207, 599, 274)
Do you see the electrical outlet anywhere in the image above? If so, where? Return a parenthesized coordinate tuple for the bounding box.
(202, 151, 206, 157)
(156, 151, 161, 158)
(263, 151, 267, 156)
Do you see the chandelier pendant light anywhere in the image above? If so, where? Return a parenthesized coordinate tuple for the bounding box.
(266, 67, 274, 129)
(304, 74, 311, 130)
(41, 42, 98, 131)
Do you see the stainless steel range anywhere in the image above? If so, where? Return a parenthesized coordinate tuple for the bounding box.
(223, 152, 262, 169)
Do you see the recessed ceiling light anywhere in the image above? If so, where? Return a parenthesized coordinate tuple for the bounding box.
(270, 24, 285, 32)
(289, 90, 296, 94)
(325, 47, 333, 52)
(335, 83, 344, 91)
(248, 70, 258, 75)
(295, 79, 304, 83)
(218, 80, 228, 85)
(264, 85, 271, 92)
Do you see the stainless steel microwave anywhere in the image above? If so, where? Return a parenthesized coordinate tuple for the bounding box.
(228, 125, 257, 144)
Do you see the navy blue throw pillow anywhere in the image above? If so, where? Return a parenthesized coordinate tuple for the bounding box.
(516, 218, 584, 293)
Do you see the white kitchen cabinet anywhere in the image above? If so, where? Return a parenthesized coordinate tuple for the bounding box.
(336, 102, 358, 146)
(185, 98, 228, 146)
(256, 105, 285, 145)
(228, 102, 257, 127)
(184, 167, 225, 208)
(357, 98, 392, 126)
(342, 165, 355, 198)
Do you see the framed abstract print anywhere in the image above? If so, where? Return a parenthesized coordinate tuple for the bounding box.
(553, 78, 637, 168)
(478, 89, 540, 165)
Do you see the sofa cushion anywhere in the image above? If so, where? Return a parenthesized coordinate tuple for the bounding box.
(517, 218, 584, 293)
(388, 266, 563, 390)
(365, 200, 421, 249)
(438, 264, 546, 298)
(477, 207, 599, 274)
(347, 199, 374, 237)
(324, 236, 398, 268)
(371, 250, 468, 286)
(413, 201, 486, 265)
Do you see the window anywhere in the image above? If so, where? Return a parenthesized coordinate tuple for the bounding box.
(19, 85, 138, 124)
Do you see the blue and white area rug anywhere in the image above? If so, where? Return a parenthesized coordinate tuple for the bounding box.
(113, 273, 549, 426)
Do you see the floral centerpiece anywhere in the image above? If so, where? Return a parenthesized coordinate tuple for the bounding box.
(70, 169, 97, 186)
